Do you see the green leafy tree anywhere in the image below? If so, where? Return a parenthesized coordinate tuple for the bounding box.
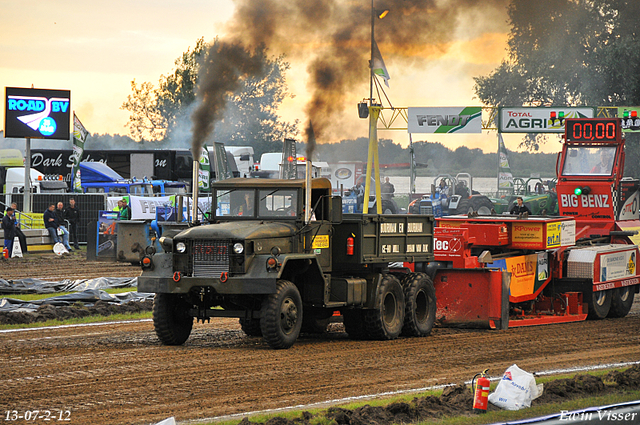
(122, 38, 298, 152)
(474, 0, 640, 175)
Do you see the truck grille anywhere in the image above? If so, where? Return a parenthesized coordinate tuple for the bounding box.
(419, 204, 433, 215)
(190, 239, 230, 277)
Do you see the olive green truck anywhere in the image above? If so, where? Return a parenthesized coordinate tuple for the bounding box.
(138, 177, 435, 349)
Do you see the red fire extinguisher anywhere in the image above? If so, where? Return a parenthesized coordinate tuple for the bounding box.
(346, 236, 354, 256)
(2, 247, 9, 259)
(472, 369, 490, 414)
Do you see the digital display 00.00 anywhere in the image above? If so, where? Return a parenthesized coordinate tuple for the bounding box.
(565, 118, 620, 142)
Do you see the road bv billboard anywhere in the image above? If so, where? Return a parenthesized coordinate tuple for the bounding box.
(4, 87, 71, 140)
(498, 107, 594, 133)
(408, 107, 481, 134)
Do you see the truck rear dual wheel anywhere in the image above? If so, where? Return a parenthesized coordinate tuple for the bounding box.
(401, 273, 436, 337)
(153, 293, 194, 345)
(607, 287, 635, 318)
(260, 280, 303, 349)
(363, 274, 405, 340)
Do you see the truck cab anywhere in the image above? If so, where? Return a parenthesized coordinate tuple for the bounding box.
(139, 177, 435, 349)
(556, 118, 639, 241)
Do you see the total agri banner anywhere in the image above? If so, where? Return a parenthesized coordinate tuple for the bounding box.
(498, 107, 595, 133)
(407, 107, 482, 134)
(107, 195, 213, 221)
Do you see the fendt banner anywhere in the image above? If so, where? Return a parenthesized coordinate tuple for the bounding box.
(4, 87, 71, 140)
(498, 107, 594, 133)
(407, 107, 482, 134)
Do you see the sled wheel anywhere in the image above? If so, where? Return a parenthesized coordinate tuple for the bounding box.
(363, 274, 405, 340)
(401, 272, 436, 337)
(586, 288, 612, 320)
(153, 293, 193, 345)
(260, 280, 303, 349)
(607, 287, 635, 318)
(239, 318, 262, 337)
(343, 310, 366, 340)
(301, 307, 333, 334)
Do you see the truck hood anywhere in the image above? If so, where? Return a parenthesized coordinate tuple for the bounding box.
(176, 220, 297, 241)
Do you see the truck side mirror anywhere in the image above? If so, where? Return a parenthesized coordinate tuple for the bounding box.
(331, 196, 343, 223)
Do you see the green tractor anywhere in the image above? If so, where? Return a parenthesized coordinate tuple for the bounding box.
(491, 177, 558, 215)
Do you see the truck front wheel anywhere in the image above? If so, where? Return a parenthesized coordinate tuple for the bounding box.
(260, 280, 303, 349)
(401, 273, 436, 337)
(153, 293, 193, 345)
(363, 274, 405, 340)
(607, 287, 635, 318)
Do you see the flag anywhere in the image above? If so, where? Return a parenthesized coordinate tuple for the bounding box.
(372, 40, 390, 87)
(497, 134, 514, 190)
(71, 113, 89, 193)
(198, 145, 211, 192)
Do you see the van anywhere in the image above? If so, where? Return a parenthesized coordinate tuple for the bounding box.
(224, 146, 254, 177)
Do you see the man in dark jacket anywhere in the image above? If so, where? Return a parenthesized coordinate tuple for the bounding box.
(9, 203, 28, 254)
(2, 207, 16, 255)
(509, 197, 532, 215)
(44, 204, 72, 251)
(65, 198, 81, 250)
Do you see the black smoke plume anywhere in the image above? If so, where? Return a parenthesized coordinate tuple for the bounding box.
(191, 41, 265, 160)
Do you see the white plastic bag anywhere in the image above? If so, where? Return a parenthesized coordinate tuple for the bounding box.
(488, 364, 539, 410)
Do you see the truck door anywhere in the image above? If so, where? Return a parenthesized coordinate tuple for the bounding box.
(305, 222, 332, 272)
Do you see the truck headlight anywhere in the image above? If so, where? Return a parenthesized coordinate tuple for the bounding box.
(176, 242, 186, 253)
(233, 242, 244, 254)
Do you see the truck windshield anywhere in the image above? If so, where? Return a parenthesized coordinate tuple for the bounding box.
(562, 146, 616, 176)
(130, 184, 154, 196)
(216, 189, 255, 217)
(259, 189, 298, 217)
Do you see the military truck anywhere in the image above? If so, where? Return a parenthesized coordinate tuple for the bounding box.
(138, 177, 435, 349)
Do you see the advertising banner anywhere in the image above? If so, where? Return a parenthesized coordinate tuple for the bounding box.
(498, 107, 594, 133)
(498, 134, 514, 190)
(489, 252, 549, 301)
(71, 113, 89, 193)
(618, 107, 640, 132)
(407, 107, 482, 134)
(97, 211, 118, 258)
(107, 195, 213, 221)
(599, 249, 636, 283)
(5, 87, 71, 139)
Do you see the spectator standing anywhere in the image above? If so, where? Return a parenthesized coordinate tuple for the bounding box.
(118, 198, 132, 220)
(509, 197, 532, 215)
(9, 203, 28, 254)
(44, 204, 72, 251)
(2, 207, 16, 255)
(65, 198, 81, 250)
(381, 177, 395, 201)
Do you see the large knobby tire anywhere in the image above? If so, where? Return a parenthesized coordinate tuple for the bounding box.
(153, 293, 193, 346)
(470, 196, 494, 215)
(363, 274, 405, 340)
(343, 309, 366, 340)
(239, 318, 262, 337)
(260, 280, 303, 349)
(586, 288, 612, 320)
(455, 198, 472, 215)
(401, 273, 436, 337)
(607, 287, 635, 318)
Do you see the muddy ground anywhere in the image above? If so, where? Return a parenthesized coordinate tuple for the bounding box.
(1, 254, 640, 425)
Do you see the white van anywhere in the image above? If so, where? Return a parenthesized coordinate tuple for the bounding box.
(225, 146, 254, 177)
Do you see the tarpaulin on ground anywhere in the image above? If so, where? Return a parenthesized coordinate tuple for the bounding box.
(0, 289, 153, 312)
(0, 277, 137, 294)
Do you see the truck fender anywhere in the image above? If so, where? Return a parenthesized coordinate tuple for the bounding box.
(277, 254, 325, 290)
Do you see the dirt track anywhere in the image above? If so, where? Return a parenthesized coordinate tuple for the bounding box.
(1, 255, 640, 425)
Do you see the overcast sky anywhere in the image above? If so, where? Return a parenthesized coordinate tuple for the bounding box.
(0, 0, 565, 154)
